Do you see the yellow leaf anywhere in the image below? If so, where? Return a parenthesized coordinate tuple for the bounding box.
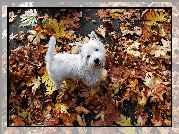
(45, 85, 56, 95)
(18, 109, 27, 118)
(144, 9, 168, 26)
(41, 68, 56, 95)
(55, 103, 69, 115)
(112, 83, 119, 94)
(138, 92, 147, 106)
(109, 9, 120, 19)
(123, 117, 132, 126)
(48, 19, 66, 42)
(55, 103, 60, 110)
(58, 20, 66, 37)
(41, 70, 48, 83)
(115, 114, 132, 126)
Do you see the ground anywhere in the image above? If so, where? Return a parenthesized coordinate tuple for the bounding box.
(8, 7, 171, 127)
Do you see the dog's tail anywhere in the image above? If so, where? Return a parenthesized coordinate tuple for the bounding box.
(45, 36, 56, 70)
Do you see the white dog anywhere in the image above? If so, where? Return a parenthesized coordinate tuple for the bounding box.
(45, 31, 106, 90)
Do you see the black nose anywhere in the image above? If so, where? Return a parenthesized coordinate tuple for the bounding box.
(94, 58, 100, 65)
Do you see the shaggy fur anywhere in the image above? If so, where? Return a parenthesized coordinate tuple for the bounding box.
(45, 31, 106, 90)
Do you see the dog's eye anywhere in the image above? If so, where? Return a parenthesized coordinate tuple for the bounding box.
(95, 49, 98, 51)
(87, 55, 90, 58)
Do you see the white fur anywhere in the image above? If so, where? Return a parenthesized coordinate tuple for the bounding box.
(45, 31, 106, 90)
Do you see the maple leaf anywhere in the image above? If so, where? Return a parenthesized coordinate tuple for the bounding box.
(40, 69, 56, 95)
(143, 9, 168, 26)
(27, 30, 46, 45)
(20, 9, 38, 27)
(49, 19, 66, 37)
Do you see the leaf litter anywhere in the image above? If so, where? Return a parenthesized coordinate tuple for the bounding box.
(8, 8, 171, 127)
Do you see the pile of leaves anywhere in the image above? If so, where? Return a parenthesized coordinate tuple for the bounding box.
(8, 8, 171, 126)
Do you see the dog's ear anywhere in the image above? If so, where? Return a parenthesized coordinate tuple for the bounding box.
(91, 31, 98, 40)
(76, 42, 83, 52)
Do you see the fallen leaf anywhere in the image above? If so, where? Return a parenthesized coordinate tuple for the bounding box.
(20, 9, 38, 27)
(75, 106, 90, 114)
(9, 11, 17, 22)
(41, 69, 56, 95)
(77, 114, 86, 126)
(95, 25, 106, 38)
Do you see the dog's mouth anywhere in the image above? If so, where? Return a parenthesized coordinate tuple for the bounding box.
(94, 58, 101, 66)
(95, 62, 101, 66)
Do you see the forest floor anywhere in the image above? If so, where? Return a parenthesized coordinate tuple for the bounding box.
(8, 7, 171, 127)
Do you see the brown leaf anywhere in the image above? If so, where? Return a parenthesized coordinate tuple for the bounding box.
(75, 106, 90, 114)
(59, 113, 78, 126)
(77, 114, 86, 126)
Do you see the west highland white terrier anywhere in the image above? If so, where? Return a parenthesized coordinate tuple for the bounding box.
(45, 31, 106, 90)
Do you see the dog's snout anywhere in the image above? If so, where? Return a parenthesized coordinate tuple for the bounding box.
(94, 58, 100, 66)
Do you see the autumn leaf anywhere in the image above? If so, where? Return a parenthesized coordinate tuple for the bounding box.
(13, 117, 24, 126)
(150, 38, 171, 58)
(48, 19, 66, 41)
(108, 9, 123, 19)
(138, 92, 147, 106)
(63, 80, 76, 94)
(95, 25, 106, 38)
(38, 66, 46, 75)
(115, 114, 132, 126)
(77, 114, 86, 126)
(9, 11, 17, 22)
(27, 30, 46, 45)
(55, 103, 69, 115)
(26, 76, 41, 94)
(125, 41, 141, 57)
(20, 9, 38, 27)
(144, 72, 162, 89)
(75, 106, 90, 114)
(18, 109, 27, 118)
(40, 69, 56, 95)
(143, 9, 168, 26)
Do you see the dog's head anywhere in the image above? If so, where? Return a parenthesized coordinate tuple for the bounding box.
(76, 31, 106, 68)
